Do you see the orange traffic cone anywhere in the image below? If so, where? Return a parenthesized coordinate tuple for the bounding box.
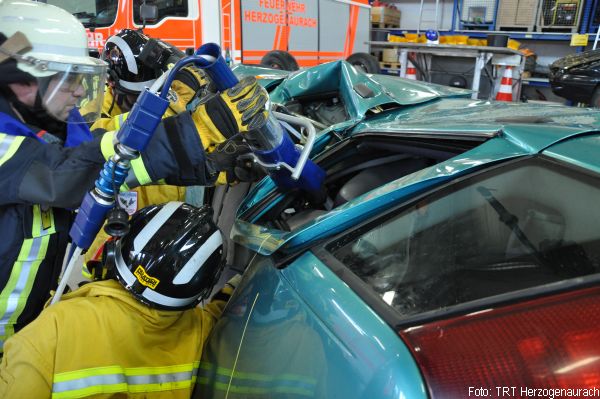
(406, 60, 417, 80)
(495, 66, 513, 102)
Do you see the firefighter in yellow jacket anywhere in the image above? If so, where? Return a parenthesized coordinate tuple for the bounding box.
(83, 29, 263, 268)
(84, 30, 205, 268)
(0, 202, 240, 398)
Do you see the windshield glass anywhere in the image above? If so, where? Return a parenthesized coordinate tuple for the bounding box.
(48, 0, 118, 27)
(328, 157, 600, 318)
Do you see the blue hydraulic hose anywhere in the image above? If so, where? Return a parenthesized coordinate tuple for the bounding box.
(193, 43, 239, 91)
(54, 55, 203, 305)
(192, 43, 326, 194)
(160, 55, 203, 99)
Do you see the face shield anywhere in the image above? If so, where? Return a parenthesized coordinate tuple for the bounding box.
(35, 58, 107, 123)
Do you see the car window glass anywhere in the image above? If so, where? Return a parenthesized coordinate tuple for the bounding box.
(48, 0, 118, 28)
(328, 158, 600, 317)
(133, 0, 188, 25)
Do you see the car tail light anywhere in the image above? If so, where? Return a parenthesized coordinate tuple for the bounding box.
(398, 286, 600, 399)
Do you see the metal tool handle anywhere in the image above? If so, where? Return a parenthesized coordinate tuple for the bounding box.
(271, 111, 317, 180)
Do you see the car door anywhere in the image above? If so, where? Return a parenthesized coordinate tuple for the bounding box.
(194, 253, 425, 399)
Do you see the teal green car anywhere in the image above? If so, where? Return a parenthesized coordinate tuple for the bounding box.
(194, 62, 600, 399)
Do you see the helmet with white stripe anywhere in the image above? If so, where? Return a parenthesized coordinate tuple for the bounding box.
(102, 29, 181, 95)
(111, 202, 225, 310)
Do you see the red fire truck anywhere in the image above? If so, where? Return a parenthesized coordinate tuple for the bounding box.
(46, 0, 379, 72)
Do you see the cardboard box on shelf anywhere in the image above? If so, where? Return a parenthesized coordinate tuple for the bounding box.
(371, 6, 401, 26)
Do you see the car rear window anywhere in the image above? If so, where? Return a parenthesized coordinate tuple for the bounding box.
(328, 157, 600, 317)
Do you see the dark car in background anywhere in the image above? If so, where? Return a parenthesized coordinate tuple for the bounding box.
(550, 49, 600, 106)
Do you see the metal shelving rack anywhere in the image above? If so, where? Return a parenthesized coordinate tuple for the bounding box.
(369, 0, 597, 103)
(457, 0, 500, 29)
(371, 0, 595, 41)
(382, 27, 580, 39)
(537, 0, 585, 33)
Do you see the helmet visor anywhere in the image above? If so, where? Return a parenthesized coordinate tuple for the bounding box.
(37, 58, 107, 123)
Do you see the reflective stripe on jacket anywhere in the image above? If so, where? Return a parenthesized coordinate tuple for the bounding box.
(0, 107, 102, 352)
(0, 204, 56, 349)
(0, 279, 233, 399)
(52, 362, 200, 399)
(0, 134, 24, 166)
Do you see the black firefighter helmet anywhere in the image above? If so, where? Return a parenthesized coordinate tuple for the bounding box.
(110, 201, 225, 310)
(101, 29, 183, 95)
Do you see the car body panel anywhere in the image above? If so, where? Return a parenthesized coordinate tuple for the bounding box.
(549, 72, 599, 103)
(311, 99, 600, 152)
(238, 96, 600, 219)
(231, 64, 290, 90)
(240, 101, 600, 246)
(543, 133, 600, 174)
(199, 134, 600, 398)
(268, 61, 471, 121)
(196, 252, 428, 399)
(355, 98, 600, 135)
(199, 63, 600, 399)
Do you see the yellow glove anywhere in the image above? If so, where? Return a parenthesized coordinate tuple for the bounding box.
(191, 76, 269, 149)
(190, 76, 269, 185)
(167, 65, 209, 116)
(221, 76, 269, 132)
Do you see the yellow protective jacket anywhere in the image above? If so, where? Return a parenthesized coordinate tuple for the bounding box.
(0, 279, 233, 399)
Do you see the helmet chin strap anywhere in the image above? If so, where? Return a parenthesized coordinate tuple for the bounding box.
(107, 90, 117, 116)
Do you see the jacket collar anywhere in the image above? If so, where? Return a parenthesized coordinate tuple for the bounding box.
(0, 92, 45, 142)
(61, 280, 187, 325)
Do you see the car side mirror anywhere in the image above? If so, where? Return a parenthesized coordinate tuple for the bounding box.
(140, 3, 158, 23)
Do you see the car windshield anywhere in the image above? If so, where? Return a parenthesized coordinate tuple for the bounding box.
(48, 0, 118, 27)
(328, 157, 600, 318)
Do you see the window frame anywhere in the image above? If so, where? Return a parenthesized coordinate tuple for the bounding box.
(132, 0, 189, 26)
(47, 0, 118, 28)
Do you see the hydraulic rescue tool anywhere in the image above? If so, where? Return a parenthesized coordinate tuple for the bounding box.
(52, 43, 325, 304)
(192, 43, 325, 194)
